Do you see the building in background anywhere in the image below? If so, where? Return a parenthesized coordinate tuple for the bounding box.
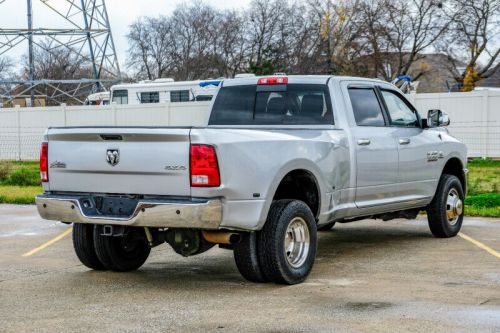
(476, 64, 500, 89)
(354, 53, 466, 93)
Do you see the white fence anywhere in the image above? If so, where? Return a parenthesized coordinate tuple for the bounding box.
(408, 90, 500, 158)
(0, 90, 499, 160)
(0, 102, 208, 160)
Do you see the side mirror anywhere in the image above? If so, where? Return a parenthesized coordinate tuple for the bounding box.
(427, 109, 450, 127)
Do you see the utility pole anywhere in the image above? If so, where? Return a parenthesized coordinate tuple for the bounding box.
(27, 0, 35, 106)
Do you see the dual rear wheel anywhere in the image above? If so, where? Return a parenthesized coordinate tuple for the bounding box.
(234, 200, 318, 285)
(72, 224, 150, 272)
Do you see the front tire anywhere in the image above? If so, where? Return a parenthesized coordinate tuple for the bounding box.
(259, 200, 317, 285)
(427, 174, 464, 238)
(72, 223, 105, 270)
(93, 226, 151, 272)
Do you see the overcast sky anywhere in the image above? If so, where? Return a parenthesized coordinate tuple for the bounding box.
(0, 0, 251, 71)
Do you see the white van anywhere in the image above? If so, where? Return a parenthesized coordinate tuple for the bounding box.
(109, 78, 220, 105)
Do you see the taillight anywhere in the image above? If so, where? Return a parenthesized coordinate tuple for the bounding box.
(40, 142, 49, 182)
(190, 144, 220, 187)
(257, 76, 288, 85)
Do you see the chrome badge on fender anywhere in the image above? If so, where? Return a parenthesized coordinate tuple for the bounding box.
(427, 151, 444, 162)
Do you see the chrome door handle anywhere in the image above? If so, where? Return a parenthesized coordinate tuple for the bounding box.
(399, 138, 411, 145)
(357, 139, 371, 146)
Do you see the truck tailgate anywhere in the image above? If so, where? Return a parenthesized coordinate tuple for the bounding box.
(46, 127, 191, 196)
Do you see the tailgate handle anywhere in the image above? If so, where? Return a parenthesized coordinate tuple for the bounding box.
(100, 134, 123, 141)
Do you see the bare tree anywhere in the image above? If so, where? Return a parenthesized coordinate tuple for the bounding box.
(0, 57, 14, 80)
(245, 0, 288, 74)
(442, 0, 500, 90)
(17, 39, 94, 104)
(354, 0, 392, 77)
(22, 40, 91, 80)
(127, 16, 174, 80)
(127, 2, 248, 80)
(310, 0, 362, 74)
(123, 0, 495, 86)
(214, 10, 248, 77)
(274, 1, 323, 74)
(389, 0, 445, 78)
(352, 0, 452, 80)
(0, 57, 15, 99)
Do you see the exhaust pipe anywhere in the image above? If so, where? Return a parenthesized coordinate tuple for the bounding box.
(202, 231, 241, 245)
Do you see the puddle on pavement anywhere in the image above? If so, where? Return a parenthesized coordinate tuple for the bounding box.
(344, 301, 394, 311)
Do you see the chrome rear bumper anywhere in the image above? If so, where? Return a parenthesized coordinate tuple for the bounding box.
(36, 194, 222, 229)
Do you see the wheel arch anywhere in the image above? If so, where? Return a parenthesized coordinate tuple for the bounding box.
(272, 169, 321, 219)
(441, 157, 466, 194)
(257, 160, 327, 230)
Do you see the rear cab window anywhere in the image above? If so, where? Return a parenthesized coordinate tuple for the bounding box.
(209, 83, 333, 125)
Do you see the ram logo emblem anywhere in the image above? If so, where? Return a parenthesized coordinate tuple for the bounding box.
(106, 149, 120, 166)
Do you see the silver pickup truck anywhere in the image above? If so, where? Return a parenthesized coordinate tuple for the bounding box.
(36, 75, 467, 284)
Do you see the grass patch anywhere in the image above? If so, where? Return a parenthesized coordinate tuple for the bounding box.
(0, 160, 498, 218)
(0, 161, 13, 181)
(0, 185, 42, 204)
(464, 206, 500, 218)
(467, 159, 500, 195)
(0, 161, 41, 187)
(465, 193, 500, 208)
(464, 192, 500, 218)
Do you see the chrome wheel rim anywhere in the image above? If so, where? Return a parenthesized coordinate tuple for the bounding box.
(284, 217, 310, 268)
(446, 188, 463, 225)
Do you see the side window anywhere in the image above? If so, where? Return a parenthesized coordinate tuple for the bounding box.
(287, 84, 333, 125)
(380, 90, 418, 127)
(140, 91, 159, 104)
(170, 90, 190, 102)
(348, 88, 385, 126)
(112, 90, 128, 104)
(208, 85, 255, 125)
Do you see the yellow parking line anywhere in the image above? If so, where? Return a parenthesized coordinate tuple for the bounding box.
(458, 232, 500, 259)
(22, 227, 73, 257)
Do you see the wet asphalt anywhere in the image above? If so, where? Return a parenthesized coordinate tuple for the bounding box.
(0, 204, 499, 332)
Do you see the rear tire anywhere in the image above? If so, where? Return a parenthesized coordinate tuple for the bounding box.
(259, 200, 317, 285)
(93, 226, 151, 272)
(427, 174, 464, 238)
(72, 223, 105, 270)
(233, 232, 268, 283)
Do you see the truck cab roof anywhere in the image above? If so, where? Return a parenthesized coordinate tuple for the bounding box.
(221, 75, 387, 87)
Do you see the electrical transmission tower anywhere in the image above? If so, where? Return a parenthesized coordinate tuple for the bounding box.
(0, 0, 121, 106)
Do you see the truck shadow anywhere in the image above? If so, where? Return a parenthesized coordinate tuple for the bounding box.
(315, 221, 433, 260)
(75, 220, 442, 288)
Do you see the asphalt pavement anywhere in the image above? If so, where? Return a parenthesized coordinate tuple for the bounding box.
(1, 204, 499, 332)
